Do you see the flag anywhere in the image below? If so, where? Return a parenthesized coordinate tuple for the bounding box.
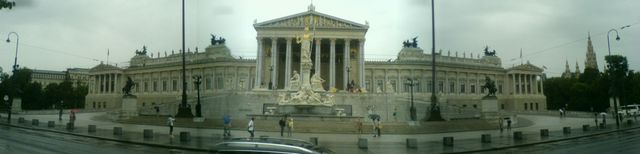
(519, 48, 522, 59)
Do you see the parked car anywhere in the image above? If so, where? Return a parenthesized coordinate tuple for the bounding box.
(210, 137, 335, 154)
(618, 104, 640, 117)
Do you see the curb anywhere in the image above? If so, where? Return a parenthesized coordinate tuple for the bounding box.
(0, 122, 212, 152)
(445, 125, 640, 154)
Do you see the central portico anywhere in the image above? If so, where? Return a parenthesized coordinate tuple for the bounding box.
(253, 5, 369, 91)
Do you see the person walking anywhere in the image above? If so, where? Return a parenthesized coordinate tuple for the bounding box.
(287, 117, 293, 137)
(356, 119, 363, 134)
(167, 115, 175, 138)
(506, 118, 512, 131)
(278, 117, 286, 137)
(499, 117, 504, 133)
(375, 118, 382, 137)
(223, 114, 231, 137)
(247, 117, 255, 138)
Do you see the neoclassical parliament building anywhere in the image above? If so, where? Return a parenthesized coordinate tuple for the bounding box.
(85, 5, 546, 121)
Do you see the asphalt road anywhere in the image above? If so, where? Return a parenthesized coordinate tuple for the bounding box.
(0, 125, 206, 154)
(483, 128, 640, 154)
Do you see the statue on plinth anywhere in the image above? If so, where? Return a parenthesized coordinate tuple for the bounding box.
(289, 70, 300, 90)
(376, 86, 382, 93)
(385, 80, 395, 93)
(481, 76, 497, 97)
(122, 77, 136, 96)
(311, 73, 325, 91)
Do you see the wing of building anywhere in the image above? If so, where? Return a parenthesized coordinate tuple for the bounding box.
(85, 5, 546, 121)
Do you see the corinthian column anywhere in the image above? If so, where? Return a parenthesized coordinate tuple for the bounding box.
(329, 38, 336, 88)
(285, 38, 292, 88)
(315, 39, 321, 76)
(343, 39, 351, 90)
(358, 39, 365, 88)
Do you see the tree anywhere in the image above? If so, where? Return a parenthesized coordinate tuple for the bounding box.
(0, 0, 15, 10)
(605, 55, 628, 104)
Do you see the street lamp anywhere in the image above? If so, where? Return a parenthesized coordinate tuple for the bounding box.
(407, 78, 418, 121)
(269, 65, 274, 90)
(607, 28, 621, 129)
(58, 100, 63, 121)
(4, 95, 9, 123)
(346, 66, 351, 92)
(427, 0, 444, 121)
(176, 0, 193, 117)
(192, 75, 202, 117)
(6, 32, 19, 72)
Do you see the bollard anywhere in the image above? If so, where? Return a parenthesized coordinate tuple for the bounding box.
(66, 122, 74, 131)
(180, 132, 191, 142)
(113, 127, 123, 136)
(443, 137, 454, 146)
(32, 119, 39, 126)
(47, 121, 55, 128)
(540, 129, 549, 137)
(88, 125, 96, 133)
(310, 137, 318, 145)
(358, 138, 368, 149)
(18, 117, 25, 123)
(563, 127, 571, 134)
(481, 134, 491, 143)
(143, 129, 153, 139)
(259, 135, 269, 140)
(513, 131, 523, 140)
(582, 125, 590, 131)
(406, 138, 417, 149)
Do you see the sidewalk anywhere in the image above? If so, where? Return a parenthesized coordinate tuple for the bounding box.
(0, 112, 637, 154)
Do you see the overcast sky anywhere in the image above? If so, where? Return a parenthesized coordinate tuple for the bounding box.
(1, 0, 639, 77)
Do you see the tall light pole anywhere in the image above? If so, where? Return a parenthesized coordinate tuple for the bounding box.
(427, 0, 444, 121)
(176, 0, 193, 117)
(607, 28, 621, 129)
(407, 78, 417, 121)
(4, 95, 9, 123)
(6, 32, 19, 72)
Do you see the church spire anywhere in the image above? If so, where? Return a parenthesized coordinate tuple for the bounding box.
(585, 32, 599, 70)
(562, 59, 573, 78)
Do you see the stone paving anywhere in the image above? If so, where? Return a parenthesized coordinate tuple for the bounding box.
(0, 112, 638, 154)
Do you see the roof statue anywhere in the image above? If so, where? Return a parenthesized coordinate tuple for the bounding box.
(483, 46, 497, 56)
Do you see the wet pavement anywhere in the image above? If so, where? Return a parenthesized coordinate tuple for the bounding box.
(0, 112, 637, 154)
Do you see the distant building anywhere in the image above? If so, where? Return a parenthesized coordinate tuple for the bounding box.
(85, 5, 547, 120)
(562, 33, 598, 79)
(31, 68, 90, 88)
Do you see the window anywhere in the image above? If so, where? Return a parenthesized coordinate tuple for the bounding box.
(525, 103, 528, 110)
(162, 81, 167, 91)
(144, 82, 149, 92)
(404, 79, 411, 92)
(527, 84, 531, 94)
(206, 77, 212, 90)
(473, 104, 477, 109)
(427, 79, 432, 93)
(501, 104, 505, 110)
(153, 81, 158, 92)
(377, 80, 383, 91)
(92, 102, 96, 109)
(391, 80, 397, 92)
(459, 80, 466, 93)
(216, 76, 224, 89)
(470, 84, 476, 93)
(498, 82, 503, 94)
(438, 81, 444, 93)
(536, 103, 539, 110)
(449, 81, 455, 93)
(172, 80, 178, 91)
(135, 83, 140, 92)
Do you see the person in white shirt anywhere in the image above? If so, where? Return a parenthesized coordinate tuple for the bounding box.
(247, 117, 255, 138)
(167, 116, 175, 138)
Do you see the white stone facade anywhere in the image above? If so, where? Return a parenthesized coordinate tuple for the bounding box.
(84, 6, 546, 121)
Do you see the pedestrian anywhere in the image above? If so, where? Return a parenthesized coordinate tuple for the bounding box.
(155, 106, 160, 117)
(223, 114, 231, 137)
(356, 119, 363, 134)
(287, 117, 293, 137)
(375, 118, 382, 137)
(248, 117, 255, 138)
(372, 118, 378, 137)
(506, 118, 512, 131)
(167, 115, 175, 138)
(601, 112, 607, 128)
(279, 117, 286, 137)
(559, 108, 564, 118)
(499, 117, 504, 133)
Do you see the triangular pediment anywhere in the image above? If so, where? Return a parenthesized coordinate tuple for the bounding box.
(509, 63, 543, 72)
(254, 11, 369, 30)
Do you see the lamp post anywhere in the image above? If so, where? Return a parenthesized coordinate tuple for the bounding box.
(346, 66, 351, 92)
(607, 28, 621, 129)
(192, 75, 202, 117)
(4, 95, 9, 123)
(427, 0, 444, 121)
(176, 0, 193, 117)
(269, 65, 273, 90)
(407, 78, 417, 121)
(6, 32, 19, 72)
(58, 100, 63, 121)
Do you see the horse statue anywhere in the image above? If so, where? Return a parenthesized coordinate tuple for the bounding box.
(483, 46, 496, 56)
(122, 77, 135, 96)
(480, 76, 497, 97)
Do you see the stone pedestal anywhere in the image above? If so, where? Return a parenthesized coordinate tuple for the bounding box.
(119, 95, 138, 119)
(12, 98, 22, 113)
(480, 96, 498, 121)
